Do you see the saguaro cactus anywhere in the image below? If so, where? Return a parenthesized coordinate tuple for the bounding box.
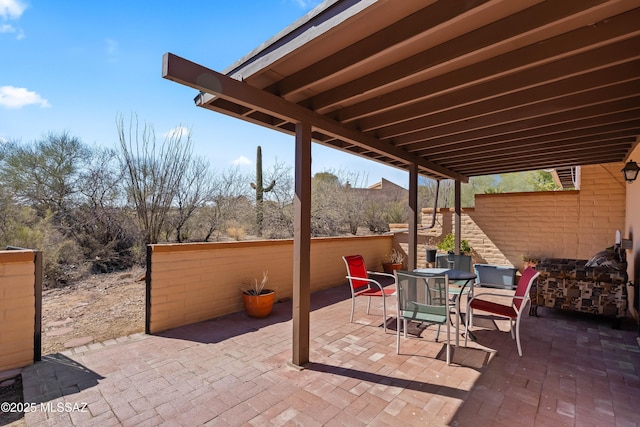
(250, 146, 276, 237)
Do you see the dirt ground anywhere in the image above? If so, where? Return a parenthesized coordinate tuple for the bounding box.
(41, 266, 146, 355)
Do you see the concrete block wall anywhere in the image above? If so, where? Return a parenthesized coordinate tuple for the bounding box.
(391, 163, 626, 271)
(474, 163, 626, 265)
(576, 163, 627, 257)
(472, 192, 580, 267)
(0, 250, 35, 371)
(148, 235, 393, 333)
(391, 208, 511, 269)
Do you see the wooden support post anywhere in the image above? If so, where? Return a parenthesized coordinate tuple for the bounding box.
(145, 245, 152, 334)
(408, 164, 418, 270)
(455, 180, 462, 255)
(34, 250, 42, 362)
(292, 122, 311, 367)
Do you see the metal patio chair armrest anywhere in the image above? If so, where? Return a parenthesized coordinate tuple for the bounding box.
(344, 275, 385, 291)
(467, 292, 518, 302)
(464, 267, 540, 356)
(343, 254, 398, 333)
(368, 271, 395, 279)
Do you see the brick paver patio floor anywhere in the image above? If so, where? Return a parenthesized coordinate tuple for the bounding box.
(19, 284, 640, 426)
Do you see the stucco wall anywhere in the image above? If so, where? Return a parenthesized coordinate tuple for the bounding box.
(391, 209, 512, 269)
(625, 144, 640, 288)
(148, 235, 393, 333)
(0, 250, 35, 371)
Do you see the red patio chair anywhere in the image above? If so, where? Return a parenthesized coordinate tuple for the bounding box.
(464, 266, 540, 356)
(343, 255, 396, 332)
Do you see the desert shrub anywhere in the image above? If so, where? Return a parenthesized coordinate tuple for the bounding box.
(43, 236, 89, 288)
(0, 208, 87, 288)
(262, 202, 293, 239)
(0, 205, 44, 249)
(364, 200, 390, 233)
(226, 222, 246, 241)
(385, 201, 408, 224)
(72, 205, 142, 272)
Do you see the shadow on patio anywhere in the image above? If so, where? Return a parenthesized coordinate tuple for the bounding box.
(158, 284, 352, 345)
(20, 283, 640, 426)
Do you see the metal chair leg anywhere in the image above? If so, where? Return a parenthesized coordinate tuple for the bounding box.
(382, 296, 387, 332)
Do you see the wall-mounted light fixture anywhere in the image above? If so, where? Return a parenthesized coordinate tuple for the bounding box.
(622, 160, 639, 183)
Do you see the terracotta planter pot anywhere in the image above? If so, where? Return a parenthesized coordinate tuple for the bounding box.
(383, 263, 402, 274)
(242, 291, 275, 318)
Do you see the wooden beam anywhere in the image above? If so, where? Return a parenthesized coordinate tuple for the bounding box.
(359, 52, 640, 132)
(33, 250, 42, 362)
(397, 97, 640, 148)
(145, 245, 152, 335)
(407, 108, 640, 152)
(408, 164, 418, 271)
(330, 10, 640, 120)
(379, 80, 640, 141)
(292, 122, 311, 367)
(433, 132, 638, 166)
(162, 52, 467, 182)
(273, 0, 480, 97)
(455, 181, 461, 255)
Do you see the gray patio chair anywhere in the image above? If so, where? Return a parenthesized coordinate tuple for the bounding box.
(436, 254, 472, 272)
(394, 270, 451, 365)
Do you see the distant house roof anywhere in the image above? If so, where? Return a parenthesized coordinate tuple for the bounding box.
(367, 178, 405, 191)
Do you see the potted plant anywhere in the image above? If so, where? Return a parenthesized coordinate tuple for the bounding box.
(435, 233, 473, 270)
(242, 271, 275, 318)
(436, 233, 472, 255)
(521, 255, 541, 269)
(382, 248, 405, 273)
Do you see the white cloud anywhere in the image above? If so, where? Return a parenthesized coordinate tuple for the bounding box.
(0, 0, 27, 19)
(290, 0, 322, 8)
(0, 22, 22, 39)
(163, 126, 190, 140)
(232, 156, 251, 166)
(0, 86, 50, 109)
(0, 0, 27, 39)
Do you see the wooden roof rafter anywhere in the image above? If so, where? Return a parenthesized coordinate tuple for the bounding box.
(163, 53, 466, 181)
(164, 0, 640, 180)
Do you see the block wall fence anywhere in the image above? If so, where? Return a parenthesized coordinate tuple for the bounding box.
(147, 235, 393, 333)
(391, 163, 627, 270)
(0, 249, 41, 372)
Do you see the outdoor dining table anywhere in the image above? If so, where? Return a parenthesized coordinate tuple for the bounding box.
(413, 268, 477, 346)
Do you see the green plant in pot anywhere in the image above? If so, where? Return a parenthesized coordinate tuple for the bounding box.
(436, 233, 472, 255)
(521, 255, 541, 269)
(382, 248, 405, 273)
(242, 271, 275, 318)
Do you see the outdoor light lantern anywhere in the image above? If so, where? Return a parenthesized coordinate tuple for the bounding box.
(621, 160, 640, 183)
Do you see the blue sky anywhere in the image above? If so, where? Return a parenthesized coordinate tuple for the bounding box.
(0, 0, 410, 187)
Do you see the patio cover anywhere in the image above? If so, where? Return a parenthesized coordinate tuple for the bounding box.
(162, 0, 640, 365)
